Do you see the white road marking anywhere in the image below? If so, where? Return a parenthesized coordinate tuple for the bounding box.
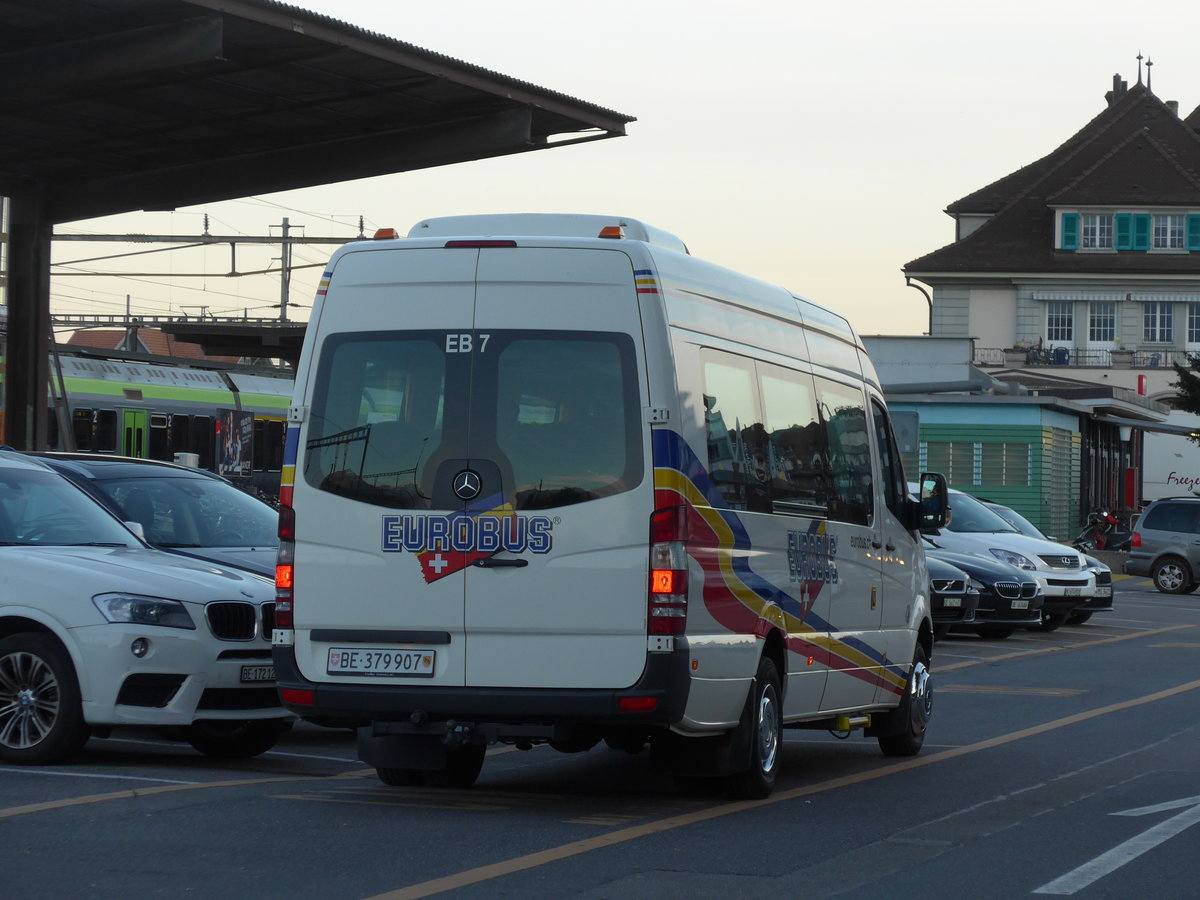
(1033, 797, 1200, 894)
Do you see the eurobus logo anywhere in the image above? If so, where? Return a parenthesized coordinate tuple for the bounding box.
(381, 511, 554, 583)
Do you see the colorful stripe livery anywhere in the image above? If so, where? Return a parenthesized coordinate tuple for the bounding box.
(315, 271, 332, 298)
(634, 269, 660, 294)
(279, 426, 299, 506)
(652, 429, 907, 697)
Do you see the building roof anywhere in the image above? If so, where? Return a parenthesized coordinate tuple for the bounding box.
(906, 81, 1200, 277)
(0, 0, 634, 223)
(65, 327, 239, 363)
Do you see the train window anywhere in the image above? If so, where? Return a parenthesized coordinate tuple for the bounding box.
(72, 409, 94, 451)
(190, 416, 213, 468)
(264, 420, 284, 470)
(95, 410, 117, 452)
(169, 415, 191, 455)
(149, 415, 170, 461)
(253, 420, 266, 471)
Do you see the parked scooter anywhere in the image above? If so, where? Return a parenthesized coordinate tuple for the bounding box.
(1071, 509, 1132, 553)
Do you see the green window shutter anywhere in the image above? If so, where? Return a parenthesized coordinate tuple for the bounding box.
(1115, 213, 1133, 249)
(1060, 213, 1079, 250)
(1189, 215, 1200, 251)
(1133, 214, 1152, 250)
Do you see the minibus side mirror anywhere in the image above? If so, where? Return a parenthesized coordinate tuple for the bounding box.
(911, 472, 948, 531)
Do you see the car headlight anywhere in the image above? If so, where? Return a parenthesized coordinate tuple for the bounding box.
(92, 593, 196, 630)
(968, 577, 988, 592)
(989, 548, 1037, 569)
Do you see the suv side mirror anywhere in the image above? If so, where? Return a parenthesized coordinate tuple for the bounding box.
(909, 472, 948, 531)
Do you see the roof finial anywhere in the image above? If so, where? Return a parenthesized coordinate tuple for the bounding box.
(1137, 51, 1144, 85)
(1146, 56, 1153, 91)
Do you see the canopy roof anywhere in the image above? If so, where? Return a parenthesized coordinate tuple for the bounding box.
(0, 0, 632, 222)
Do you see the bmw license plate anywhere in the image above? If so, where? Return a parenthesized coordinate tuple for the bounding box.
(240, 665, 275, 683)
(1096, 586, 1112, 598)
(1011, 600, 1029, 609)
(327, 648, 436, 677)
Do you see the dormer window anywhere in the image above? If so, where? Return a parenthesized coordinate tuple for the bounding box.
(1152, 214, 1186, 249)
(1060, 210, 1200, 251)
(1081, 214, 1113, 249)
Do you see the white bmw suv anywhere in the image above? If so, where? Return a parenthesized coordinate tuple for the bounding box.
(917, 487, 1094, 631)
(0, 452, 292, 764)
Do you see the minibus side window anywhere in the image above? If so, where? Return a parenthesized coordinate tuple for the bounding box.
(870, 400, 907, 519)
(759, 364, 831, 515)
(701, 351, 769, 512)
(814, 376, 873, 526)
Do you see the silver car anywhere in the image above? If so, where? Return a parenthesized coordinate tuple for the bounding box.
(1124, 497, 1200, 594)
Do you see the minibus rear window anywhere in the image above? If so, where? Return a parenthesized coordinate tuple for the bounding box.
(303, 330, 642, 510)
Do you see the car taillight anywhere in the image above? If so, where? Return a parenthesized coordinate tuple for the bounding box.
(275, 504, 295, 630)
(1131, 531, 1142, 548)
(649, 504, 689, 635)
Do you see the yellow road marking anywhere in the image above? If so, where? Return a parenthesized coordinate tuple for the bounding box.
(937, 623, 1193, 672)
(367, 677, 1200, 900)
(0, 767, 373, 820)
(939, 685, 1087, 696)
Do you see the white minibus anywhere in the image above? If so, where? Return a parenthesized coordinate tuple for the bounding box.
(272, 214, 947, 798)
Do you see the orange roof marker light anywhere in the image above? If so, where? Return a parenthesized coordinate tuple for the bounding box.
(373, 227, 399, 240)
(598, 225, 625, 239)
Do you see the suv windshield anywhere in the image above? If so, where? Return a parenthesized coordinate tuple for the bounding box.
(0, 468, 138, 547)
(94, 476, 278, 548)
(945, 492, 1020, 534)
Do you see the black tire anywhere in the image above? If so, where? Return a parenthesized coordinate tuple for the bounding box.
(0, 633, 91, 765)
(185, 718, 293, 758)
(425, 744, 486, 788)
(877, 644, 932, 757)
(1029, 611, 1068, 633)
(1067, 611, 1093, 625)
(723, 656, 782, 800)
(1152, 557, 1193, 594)
(974, 625, 1014, 639)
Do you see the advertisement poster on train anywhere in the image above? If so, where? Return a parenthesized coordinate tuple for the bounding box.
(218, 409, 254, 477)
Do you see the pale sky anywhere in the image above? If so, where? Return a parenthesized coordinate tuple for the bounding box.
(46, 0, 1200, 338)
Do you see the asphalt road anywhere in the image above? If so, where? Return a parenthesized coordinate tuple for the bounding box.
(2, 575, 1197, 899)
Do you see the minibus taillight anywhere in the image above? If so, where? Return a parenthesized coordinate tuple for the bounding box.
(275, 504, 296, 629)
(649, 505, 689, 635)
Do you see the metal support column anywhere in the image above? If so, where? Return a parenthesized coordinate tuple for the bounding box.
(4, 191, 52, 449)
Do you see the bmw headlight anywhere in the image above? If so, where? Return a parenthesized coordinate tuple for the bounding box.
(92, 593, 196, 630)
(968, 577, 988, 592)
(989, 548, 1036, 570)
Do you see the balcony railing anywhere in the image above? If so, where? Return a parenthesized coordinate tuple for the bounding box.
(974, 347, 1196, 369)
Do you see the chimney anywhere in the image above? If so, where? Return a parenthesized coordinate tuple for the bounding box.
(1167, 100, 1179, 116)
(1105, 74, 1128, 106)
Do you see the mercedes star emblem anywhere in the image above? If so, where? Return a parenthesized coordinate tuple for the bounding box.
(453, 469, 482, 500)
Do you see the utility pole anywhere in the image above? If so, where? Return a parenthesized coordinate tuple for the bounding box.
(278, 217, 292, 322)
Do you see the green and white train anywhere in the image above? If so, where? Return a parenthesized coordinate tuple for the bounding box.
(29, 352, 293, 488)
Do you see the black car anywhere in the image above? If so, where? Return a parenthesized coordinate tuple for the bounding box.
(923, 537, 1043, 639)
(928, 555, 979, 639)
(27, 453, 278, 578)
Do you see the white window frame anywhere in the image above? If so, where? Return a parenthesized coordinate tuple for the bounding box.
(1152, 213, 1186, 250)
(1081, 213, 1114, 250)
(1046, 301, 1073, 343)
(1143, 301, 1174, 343)
(1088, 302, 1116, 345)
(1188, 303, 1200, 351)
